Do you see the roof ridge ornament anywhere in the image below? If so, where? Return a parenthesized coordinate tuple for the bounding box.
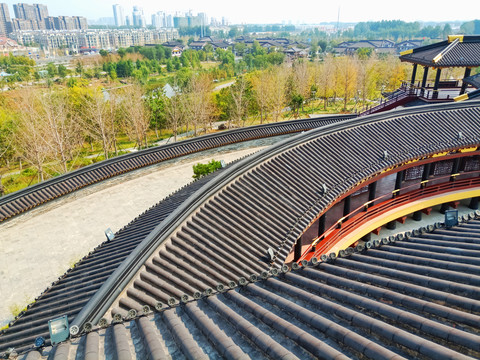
(448, 35, 464, 43)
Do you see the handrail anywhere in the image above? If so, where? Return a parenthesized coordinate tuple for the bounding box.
(362, 81, 463, 116)
(299, 171, 480, 261)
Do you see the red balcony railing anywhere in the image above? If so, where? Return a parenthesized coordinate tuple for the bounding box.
(298, 171, 480, 262)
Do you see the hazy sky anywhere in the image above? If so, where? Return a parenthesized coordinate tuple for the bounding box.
(2, 0, 478, 24)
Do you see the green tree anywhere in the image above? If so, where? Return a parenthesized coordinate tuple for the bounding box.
(147, 90, 167, 137)
(289, 93, 304, 118)
(57, 64, 67, 78)
(109, 68, 117, 81)
(234, 42, 246, 56)
(309, 43, 318, 60)
(46, 62, 57, 78)
(117, 48, 127, 58)
(442, 23, 453, 38)
(317, 40, 327, 52)
(460, 20, 480, 35)
(166, 59, 174, 72)
(75, 61, 83, 77)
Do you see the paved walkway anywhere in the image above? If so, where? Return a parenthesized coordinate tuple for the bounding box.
(0, 144, 268, 326)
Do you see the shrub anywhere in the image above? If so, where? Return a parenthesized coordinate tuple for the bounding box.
(192, 159, 222, 179)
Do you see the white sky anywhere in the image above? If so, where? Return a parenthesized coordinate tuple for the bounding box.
(2, 0, 479, 24)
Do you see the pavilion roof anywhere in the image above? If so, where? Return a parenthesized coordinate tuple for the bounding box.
(399, 35, 480, 68)
(464, 73, 480, 89)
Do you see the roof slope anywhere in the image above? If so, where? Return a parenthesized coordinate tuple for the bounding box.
(2, 102, 480, 355)
(399, 35, 480, 67)
(102, 102, 480, 321)
(19, 217, 480, 359)
(464, 73, 480, 89)
(0, 164, 234, 353)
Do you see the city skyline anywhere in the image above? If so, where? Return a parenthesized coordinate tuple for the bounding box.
(0, 0, 478, 25)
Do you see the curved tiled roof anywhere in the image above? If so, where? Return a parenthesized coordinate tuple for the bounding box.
(17, 217, 480, 359)
(399, 35, 480, 67)
(0, 163, 236, 354)
(2, 101, 480, 357)
(84, 101, 480, 326)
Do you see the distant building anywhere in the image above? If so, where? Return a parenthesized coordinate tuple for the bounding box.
(162, 40, 184, 56)
(151, 11, 172, 29)
(284, 46, 309, 59)
(112, 4, 125, 27)
(13, 3, 48, 29)
(11, 18, 38, 31)
(0, 3, 12, 36)
(333, 39, 426, 55)
(151, 11, 164, 29)
(54, 16, 75, 31)
(0, 36, 22, 55)
(334, 40, 396, 55)
(173, 12, 206, 28)
(173, 16, 188, 28)
(396, 40, 423, 53)
(6, 3, 86, 32)
(73, 16, 88, 30)
(10, 28, 179, 52)
(132, 6, 145, 28)
(189, 37, 230, 51)
(166, 14, 173, 28)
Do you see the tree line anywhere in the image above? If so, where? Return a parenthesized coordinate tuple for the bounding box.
(0, 53, 410, 192)
(150, 53, 409, 139)
(340, 19, 478, 41)
(0, 83, 149, 187)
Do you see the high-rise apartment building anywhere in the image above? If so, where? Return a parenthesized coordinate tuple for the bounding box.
(73, 16, 88, 30)
(166, 14, 173, 28)
(35, 4, 48, 21)
(13, 3, 34, 20)
(132, 6, 145, 28)
(152, 11, 166, 29)
(0, 3, 12, 36)
(112, 4, 124, 27)
(173, 12, 206, 28)
(13, 3, 48, 29)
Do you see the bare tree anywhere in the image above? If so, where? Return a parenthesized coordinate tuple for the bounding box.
(251, 70, 272, 124)
(269, 65, 288, 122)
(335, 56, 359, 111)
(317, 54, 335, 110)
(39, 89, 82, 173)
(79, 88, 116, 159)
(292, 60, 312, 110)
(119, 84, 150, 149)
(185, 73, 214, 135)
(229, 76, 251, 128)
(14, 89, 52, 181)
(165, 93, 185, 142)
